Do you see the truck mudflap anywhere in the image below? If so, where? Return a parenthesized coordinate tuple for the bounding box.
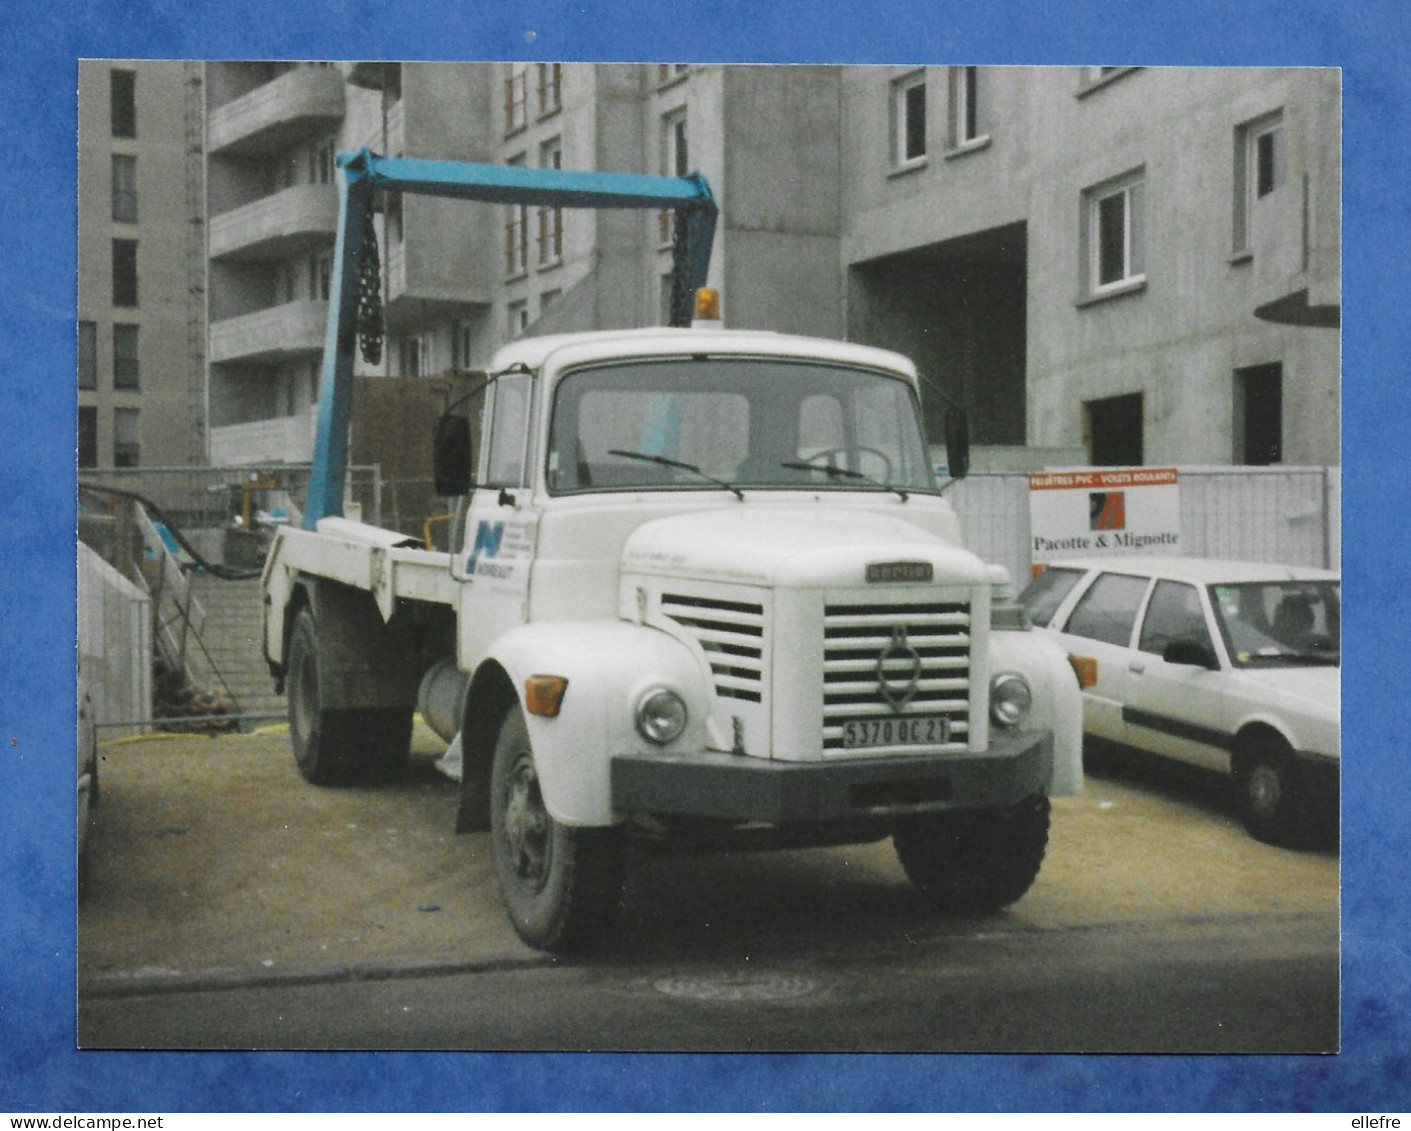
(611, 729, 1052, 824)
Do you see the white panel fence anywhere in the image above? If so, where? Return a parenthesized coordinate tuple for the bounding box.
(77, 542, 153, 738)
(950, 466, 1341, 586)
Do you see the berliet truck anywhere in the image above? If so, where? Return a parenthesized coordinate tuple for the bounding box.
(261, 150, 1083, 952)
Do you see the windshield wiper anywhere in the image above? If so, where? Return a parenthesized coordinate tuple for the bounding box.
(607, 449, 744, 500)
(778, 460, 909, 501)
(1249, 650, 1340, 667)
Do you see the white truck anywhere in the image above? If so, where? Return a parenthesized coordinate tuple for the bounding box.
(261, 151, 1083, 952)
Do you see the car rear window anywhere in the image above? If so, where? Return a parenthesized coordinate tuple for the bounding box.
(1061, 572, 1150, 647)
(1018, 567, 1086, 627)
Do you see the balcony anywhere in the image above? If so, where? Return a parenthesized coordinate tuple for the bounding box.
(210, 411, 316, 467)
(342, 60, 401, 94)
(210, 185, 340, 263)
(209, 66, 345, 157)
(1250, 174, 1339, 329)
(210, 301, 328, 366)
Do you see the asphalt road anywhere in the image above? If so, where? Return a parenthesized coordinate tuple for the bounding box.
(78, 724, 1339, 1053)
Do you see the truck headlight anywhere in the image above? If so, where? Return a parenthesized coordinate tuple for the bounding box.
(990, 673, 1032, 729)
(635, 687, 688, 745)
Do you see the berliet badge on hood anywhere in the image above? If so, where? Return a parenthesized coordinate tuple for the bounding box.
(866, 560, 933, 583)
(877, 625, 922, 711)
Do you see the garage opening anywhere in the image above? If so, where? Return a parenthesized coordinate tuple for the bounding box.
(846, 222, 1027, 448)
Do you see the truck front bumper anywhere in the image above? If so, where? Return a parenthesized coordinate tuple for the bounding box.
(611, 729, 1052, 825)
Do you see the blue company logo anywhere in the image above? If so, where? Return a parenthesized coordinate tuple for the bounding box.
(467, 520, 505, 573)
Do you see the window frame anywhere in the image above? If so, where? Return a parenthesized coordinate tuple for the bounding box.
(504, 65, 529, 135)
(78, 406, 99, 469)
(537, 62, 562, 118)
(78, 321, 97, 391)
(892, 70, 928, 171)
(537, 138, 564, 267)
(110, 69, 136, 139)
(1081, 169, 1146, 300)
(113, 406, 141, 469)
(946, 66, 989, 154)
(113, 323, 140, 391)
(1232, 109, 1285, 257)
(112, 238, 138, 308)
(111, 154, 138, 223)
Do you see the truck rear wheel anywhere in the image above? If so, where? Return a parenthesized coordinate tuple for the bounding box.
(489, 705, 624, 953)
(893, 793, 1050, 913)
(287, 608, 412, 785)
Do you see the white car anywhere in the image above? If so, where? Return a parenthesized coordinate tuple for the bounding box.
(1017, 557, 1339, 845)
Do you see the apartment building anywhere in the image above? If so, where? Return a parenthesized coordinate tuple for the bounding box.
(840, 66, 1340, 466)
(201, 63, 1339, 473)
(78, 59, 207, 470)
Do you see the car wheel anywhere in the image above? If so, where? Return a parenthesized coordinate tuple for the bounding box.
(1236, 734, 1304, 846)
(489, 705, 624, 953)
(893, 793, 1050, 913)
(287, 608, 411, 784)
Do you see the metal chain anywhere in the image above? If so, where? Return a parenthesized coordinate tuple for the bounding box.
(356, 206, 384, 365)
(669, 208, 694, 327)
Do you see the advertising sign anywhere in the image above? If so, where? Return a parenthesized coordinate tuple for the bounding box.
(1028, 467, 1181, 570)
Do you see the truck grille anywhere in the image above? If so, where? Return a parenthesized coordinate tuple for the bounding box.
(822, 601, 971, 751)
(661, 593, 764, 704)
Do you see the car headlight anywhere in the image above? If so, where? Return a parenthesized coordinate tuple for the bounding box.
(635, 687, 688, 745)
(990, 673, 1032, 729)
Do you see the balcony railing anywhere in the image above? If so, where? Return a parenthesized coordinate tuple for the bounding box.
(209, 185, 340, 262)
(208, 66, 345, 157)
(210, 411, 317, 467)
(209, 301, 328, 365)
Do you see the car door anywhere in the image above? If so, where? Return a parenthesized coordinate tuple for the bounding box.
(1122, 578, 1233, 772)
(1051, 570, 1152, 744)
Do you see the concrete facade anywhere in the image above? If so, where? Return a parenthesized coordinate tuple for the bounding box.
(202, 63, 1339, 473)
(78, 60, 207, 470)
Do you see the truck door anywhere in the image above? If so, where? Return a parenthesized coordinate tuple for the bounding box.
(457, 372, 539, 671)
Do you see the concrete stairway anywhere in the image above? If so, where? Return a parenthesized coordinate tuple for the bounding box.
(183, 573, 286, 722)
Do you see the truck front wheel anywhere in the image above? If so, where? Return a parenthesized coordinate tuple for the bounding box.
(489, 706, 624, 953)
(287, 608, 411, 785)
(893, 793, 1050, 913)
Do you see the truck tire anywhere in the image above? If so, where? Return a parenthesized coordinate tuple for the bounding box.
(489, 705, 624, 953)
(1234, 733, 1303, 846)
(893, 793, 1050, 913)
(287, 608, 412, 785)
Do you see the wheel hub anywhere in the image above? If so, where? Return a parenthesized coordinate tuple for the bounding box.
(504, 755, 550, 891)
(1248, 763, 1282, 817)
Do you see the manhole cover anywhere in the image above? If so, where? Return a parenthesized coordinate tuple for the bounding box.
(653, 971, 818, 1002)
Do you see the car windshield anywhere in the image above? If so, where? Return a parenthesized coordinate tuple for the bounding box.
(546, 357, 937, 496)
(1208, 580, 1340, 667)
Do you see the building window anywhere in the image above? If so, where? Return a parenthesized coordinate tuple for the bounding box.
(656, 64, 690, 86)
(309, 253, 331, 301)
(112, 239, 138, 307)
(113, 407, 140, 468)
(507, 300, 529, 339)
(1233, 111, 1285, 255)
(504, 154, 529, 277)
(1235, 363, 1283, 465)
(537, 63, 562, 116)
(78, 407, 98, 468)
(1077, 66, 1137, 96)
(311, 138, 335, 185)
(892, 71, 927, 169)
(1082, 169, 1145, 296)
(79, 322, 97, 390)
(947, 66, 985, 149)
(538, 138, 564, 266)
(111, 154, 138, 223)
(504, 65, 528, 134)
(1084, 392, 1144, 466)
(400, 334, 429, 378)
(113, 324, 139, 390)
(452, 321, 474, 372)
(110, 69, 136, 138)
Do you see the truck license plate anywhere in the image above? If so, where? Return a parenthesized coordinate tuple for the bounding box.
(842, 716, 950, 749)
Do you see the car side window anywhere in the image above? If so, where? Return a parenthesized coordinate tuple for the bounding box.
(1138, 580, 1215, 657)
(1061, 572, 1150, 647)
(1017, 567, 1086, 627)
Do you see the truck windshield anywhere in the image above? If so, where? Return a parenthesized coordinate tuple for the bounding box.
(547, 358, 937, 496)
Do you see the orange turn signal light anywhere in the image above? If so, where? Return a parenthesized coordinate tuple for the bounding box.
(1068, 655, 1098, 689)
(525, 675, 569, 718)
(694, 287, 721, 321)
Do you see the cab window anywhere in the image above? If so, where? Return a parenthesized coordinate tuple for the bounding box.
(1138, 580, 1215, 657)
(484, 373, 533, 487)
(1061, 572, 1149, 647)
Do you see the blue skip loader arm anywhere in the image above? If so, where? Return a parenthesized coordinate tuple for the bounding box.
(304, 148, 719, 529)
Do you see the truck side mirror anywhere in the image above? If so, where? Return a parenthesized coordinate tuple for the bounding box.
(944, 407, 970, 481)
(433, 414, 473, 497)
